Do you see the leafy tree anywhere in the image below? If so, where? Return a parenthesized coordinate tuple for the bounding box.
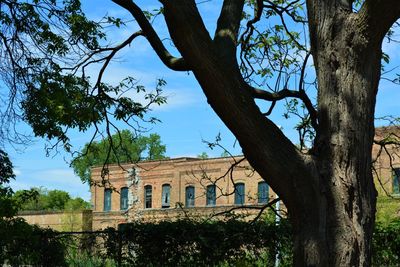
(71, 130, 167, 183)
(14, 187, 90, 211)
(46, 189, 71, 210)
(197, 152, 209, 159)
(1, 0, 400, 266)
(0, 149, 17, 218)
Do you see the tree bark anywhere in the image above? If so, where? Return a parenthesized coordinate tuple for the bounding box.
(293, 5, 381, 266)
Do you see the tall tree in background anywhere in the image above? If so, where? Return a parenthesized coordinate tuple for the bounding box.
(13, 187, 90, 211)
(71, 130, 166, 183)
(1, 0, 400, 266)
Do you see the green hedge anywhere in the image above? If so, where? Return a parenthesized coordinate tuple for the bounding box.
(0, 217, 68, 266)
(102, 219, 291, 266)
(100, 218, 400, 267)
(1, 218, 399, 266)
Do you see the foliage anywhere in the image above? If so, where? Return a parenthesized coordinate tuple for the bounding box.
(13, 187, 90, 211)
(376, 196, 400, 225)
(71, 130, 167, 183)
(197, 152, 209, 159)
(65, 197, 91, 211)
(0, 218, 68, 266)
(101, 219, 293, 267)
(0, 0, 166, 150)
(66, 250, 117, 267)
(63, 217, 397, 267)
(0, 150, 67, 266)
(372, 220, 400, 266)
(0, 149, 17, 218)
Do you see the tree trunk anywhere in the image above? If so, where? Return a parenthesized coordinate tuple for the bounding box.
(291, 8, 381, 266)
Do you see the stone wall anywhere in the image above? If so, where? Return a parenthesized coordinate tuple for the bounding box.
(18, 210, 92, 232)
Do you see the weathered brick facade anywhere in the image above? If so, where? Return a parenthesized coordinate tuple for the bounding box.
(90, 127, 400, 231)
(91, 157, 276, 230)
(372, 126, 400, 195)
(19, 128, 398, 232)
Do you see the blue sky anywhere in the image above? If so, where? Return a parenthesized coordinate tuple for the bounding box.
(6, 1, 400, 201)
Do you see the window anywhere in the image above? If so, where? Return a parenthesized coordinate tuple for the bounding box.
(234, 183, 245, 205)
(393, 168, 400, 194)
(206, 185, 216, 206)
(120, 187, 129, 210)
(258, 181, 269, 204)
(162, 184, 171, 208)
(144, 185, 152, 209)
(185, 186, 195, 207)
(104, 189, 112, 212)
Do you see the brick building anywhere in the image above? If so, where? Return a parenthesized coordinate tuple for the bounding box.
(90, 156, 274, 230)
(90, 127, 400, 231)
(372, 126, 400, 195)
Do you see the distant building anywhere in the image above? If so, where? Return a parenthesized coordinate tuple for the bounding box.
(19, 128, 400, 231)
(90, 127, 400, 231)
(90, 156, 275, 230)
(372, 126, 400, 195)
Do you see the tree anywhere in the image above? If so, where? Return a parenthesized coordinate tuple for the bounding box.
(0, 149, 17, 218)
(197, 152, 209, 159)
(64, 197, 91, 211)
(13, 187, 90, 211)
(71, 130, 167, 183)
(1, 0, 400, 266)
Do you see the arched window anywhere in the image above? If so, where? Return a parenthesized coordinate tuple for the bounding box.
(206, 185, 216, 206)
(234, 183, 245, 205)
(104, 189, 112, 212)
(161, 184, 171, 208)
(185, 186, 195, 207)
(120, 187, 129, 210)
(258, 181, 269, 204)
(144, 185, 152, 209)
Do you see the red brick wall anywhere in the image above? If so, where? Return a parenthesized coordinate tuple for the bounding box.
(90, 157, 277, 229)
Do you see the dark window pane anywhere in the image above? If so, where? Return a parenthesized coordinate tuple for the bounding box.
(258, 182, 269, 204)
(120, 187, 129, 210)
(185, 186, 195, 207)
(104, 189, 112, 212)
(234, 183, 245, 205)
(206, 185, 216, 206)
(162, 184, 171, 208)
(144, 185, 152, 209)
(394, 168, 400, 194)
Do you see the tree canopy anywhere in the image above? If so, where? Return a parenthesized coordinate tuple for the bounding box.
(0, 149, 17, 218)
(71, 130, 167, 183)
(1, 0, 400, 266)
(13, 187, 90, 211)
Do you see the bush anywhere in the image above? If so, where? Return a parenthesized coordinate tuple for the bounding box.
(372, 219, 400, 266)
(102, 218, 292, 266)
(0, 217, 68, 266)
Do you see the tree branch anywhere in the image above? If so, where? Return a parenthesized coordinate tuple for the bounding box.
(161, 0, 318, 216)
(251, 87, 318, 130)
(95, 31, 144, 88)
(214, 0, 245, 67)
(358, 0, 400, 43)
(111, 0, 189, 71)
